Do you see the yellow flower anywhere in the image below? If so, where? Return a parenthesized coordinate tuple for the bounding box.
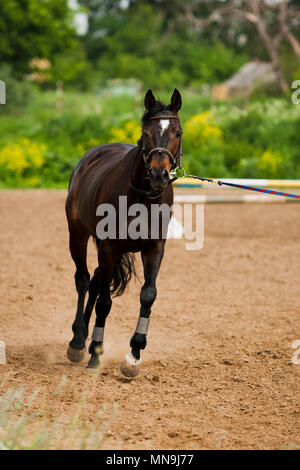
(88, 138, 104, 148)
(184, 112, 223, 148)
(26, 176, 40, 187)
(110, 121, 141, 144)
(0, 139, 46, 175)
(258, 149, 283, 176)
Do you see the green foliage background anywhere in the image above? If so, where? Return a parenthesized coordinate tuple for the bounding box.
(0, 0, 300, 187)
(1, 89, 300, 188)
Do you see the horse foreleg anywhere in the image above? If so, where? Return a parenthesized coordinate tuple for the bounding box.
(121, 241, 165, 377)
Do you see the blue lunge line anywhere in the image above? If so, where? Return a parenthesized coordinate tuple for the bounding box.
(217, 181, 300, 198)
(184, 174, 300, 199)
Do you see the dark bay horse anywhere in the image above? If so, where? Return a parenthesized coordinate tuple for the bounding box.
(65, 89, 182, 376)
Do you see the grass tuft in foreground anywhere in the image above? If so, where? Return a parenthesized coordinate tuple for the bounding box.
(0, 371, 118, 450)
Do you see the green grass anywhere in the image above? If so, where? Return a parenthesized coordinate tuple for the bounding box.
(0, 370, 118, 450)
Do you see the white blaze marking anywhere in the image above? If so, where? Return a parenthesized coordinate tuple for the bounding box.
(159, 119, 170, 136)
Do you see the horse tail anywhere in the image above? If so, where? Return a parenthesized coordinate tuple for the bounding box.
(93, 237, 137, 297)
(111, 252, 137, 297)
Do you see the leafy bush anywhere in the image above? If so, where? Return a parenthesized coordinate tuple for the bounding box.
(0, 138, 46, 187)
(0, 92, 300, 188)
(183, 111, 228, 177)
(216, 99, 300, 179)
(83, 1, 249, 91)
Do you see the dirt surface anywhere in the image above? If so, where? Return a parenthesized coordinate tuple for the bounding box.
(0, 189, 299, 450)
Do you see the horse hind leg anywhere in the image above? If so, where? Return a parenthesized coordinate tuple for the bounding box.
(83, 267, 100, 341)
(87, 293, 112, 369)
(87, 248, 114, 369)
(67, 230, 90, 363)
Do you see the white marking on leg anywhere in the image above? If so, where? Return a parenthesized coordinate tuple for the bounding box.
(125, 351, 141, 366)
(159, 119, 170, 136)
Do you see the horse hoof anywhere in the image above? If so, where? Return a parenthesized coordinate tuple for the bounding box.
(95, 344, 104, 355)
(120, 352, 141, 378)
(67, 345, 85, 363)
(86, 355, 100, 369)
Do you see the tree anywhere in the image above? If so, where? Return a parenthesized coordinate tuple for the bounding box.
(0, 0, 78, 76)
(180, 0, 300, 95)
(77, 0, 248, 89)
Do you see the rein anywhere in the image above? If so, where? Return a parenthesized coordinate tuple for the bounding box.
(129, 114, 300, 201)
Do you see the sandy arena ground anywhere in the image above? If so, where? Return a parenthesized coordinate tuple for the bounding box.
(0, 189, 299, 449)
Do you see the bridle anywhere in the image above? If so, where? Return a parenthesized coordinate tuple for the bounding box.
(142, 115, 183, 173)
(129, 115, 183, 199)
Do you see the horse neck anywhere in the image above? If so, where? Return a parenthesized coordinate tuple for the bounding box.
(129, 143, 149, 192)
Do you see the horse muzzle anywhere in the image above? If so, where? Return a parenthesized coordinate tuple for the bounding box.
(148, 167, 169, 192)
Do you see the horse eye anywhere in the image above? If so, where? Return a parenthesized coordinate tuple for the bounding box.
(176, 131, 182, 138)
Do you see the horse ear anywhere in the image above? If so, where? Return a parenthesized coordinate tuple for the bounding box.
(144, 89, 156, 111)
(170, 88, 182, 112)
